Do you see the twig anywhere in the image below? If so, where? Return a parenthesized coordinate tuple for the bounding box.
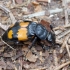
(23, 8, 63, 18)
(65, 36, 70, 58)
(11, 2, 27, 8)
(62, 0, 66, 6)
(65, 8, 69, 25)
(12, 52, 23, 60)
(12, 0, 16, 6)
(62, 0, 69, 25)
(53, 50, 58, 67)
(53, 24, 70, 30)
(0, 5, 16, 24)
(66, 43, 70, 58)
(0, 5, 10, 13)
(18, 58, 22, 70)
(57, 29, 70, 39)
(9, 12, 16, 24)
(23, 11, 45, 18)
(49, 8, 63, 14)
(0, 23, 10, 30)
(60, 38, 66, 53)
(55, 61, 70, 70)
(1, 37, 15, 50)
(56, 39, 63, 44)
(60, 35, 70, 58)
(55, 30, 63, 36)
(30, 67, 47, 70)
(67, 36, 70, 45)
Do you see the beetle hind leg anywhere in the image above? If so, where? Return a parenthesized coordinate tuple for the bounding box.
(37, 42, 50, 51)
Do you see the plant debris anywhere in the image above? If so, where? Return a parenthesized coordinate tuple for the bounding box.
(0, 0, 70, 70)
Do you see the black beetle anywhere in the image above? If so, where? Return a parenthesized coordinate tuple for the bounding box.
(2, 21, 56, 50)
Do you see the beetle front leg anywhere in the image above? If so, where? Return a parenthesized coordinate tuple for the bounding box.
(28, 37, 37, 49)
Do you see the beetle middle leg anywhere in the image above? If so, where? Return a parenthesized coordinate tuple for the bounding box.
(25, 37, 37, 56)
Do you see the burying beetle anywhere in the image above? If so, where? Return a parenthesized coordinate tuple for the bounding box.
(1, 21, 56, 51)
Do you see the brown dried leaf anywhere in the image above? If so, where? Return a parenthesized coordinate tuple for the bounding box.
(42, 51, 49, 57)
(37, 0, 48, 2)
(38, 51, 45, 62)
(5, 1, 11, 8)
(34, 5, 43, 12)
(23, 64, 30, 69)
(26, 51, 38, 62)
(0, 60, 6, 69)
(22, 7, 29, 15)
(27, 3, 34, 13)
(15, 0, 23, 4)
(22, 46, 29, 53)
(1, 17, 8, 21)
(32, 1, 39, 6)
(29, 63, 37, 69)
(49, 65, 55, 70)
(11, 52, 23, 60)
(24, 41, 31, 45)
(6, 61, 15, 69)
(3, 53, 11, 57)
(30, 67, 47, 70)
(0, 46, 5, 53)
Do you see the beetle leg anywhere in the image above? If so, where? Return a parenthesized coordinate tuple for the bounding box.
(37, 42, 50, 51)
(28, 37, 37, 49)
(25, 37, 37, 57)
(50, 25, 53, 30)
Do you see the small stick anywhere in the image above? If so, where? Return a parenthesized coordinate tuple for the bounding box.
(65, 36, 70, 58)
(62, 0, 69, 25)
(12, 0, 16, 6)
(0, 5, 16, 24)
(0, 5, 10, 13)
(23, 11, 45, 18)
(56, 39, 63, 44)
(60, 39, 66, 53)
(30, 67, 47, 70)
(0, 23, 10, 30)
(1, 36, 15, 50)
(53, 50, 58, 67)
(49, 8, 63, 14)
(9, 12, 17, 24)
(65, 8, 69, 25)
(55, 61, 70, 70)
(18, 58, 22, 70)
(55, 30, 63, 36)
(57, 29, 70, 39)
(53, 24, 70, 30)
(10, 2, 27, 9)
(66, 43, 70, 58)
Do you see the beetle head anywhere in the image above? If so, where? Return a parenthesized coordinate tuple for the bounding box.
(47, 32, 56, 46)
